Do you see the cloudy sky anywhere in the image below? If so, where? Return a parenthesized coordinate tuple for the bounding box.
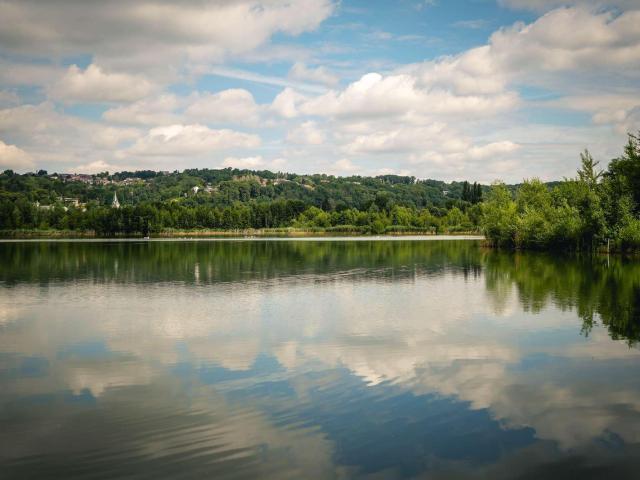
(0, 0, 639, 182)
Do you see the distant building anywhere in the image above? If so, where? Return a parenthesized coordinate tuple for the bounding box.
(34, 201, 53, 211)
(69, 174, 93, 184)
(112, 192, 120, 209)
(192, 186, 199, 194)
(63, 197, 81, 208)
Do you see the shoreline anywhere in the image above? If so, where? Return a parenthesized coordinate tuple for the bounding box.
(0, 233, 485, 242)
(0, 229, 483, 241)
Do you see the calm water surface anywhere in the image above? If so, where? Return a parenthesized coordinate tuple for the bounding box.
(1, 239, 640, 479)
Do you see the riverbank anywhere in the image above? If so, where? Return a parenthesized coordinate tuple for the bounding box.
(0, 228, 482, 239)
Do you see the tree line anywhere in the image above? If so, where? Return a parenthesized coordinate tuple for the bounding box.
(0, 196, 482, 235)
(481, 132, 640, 251)
(2, 132, 639, 249)
(0, 168, 484, 235)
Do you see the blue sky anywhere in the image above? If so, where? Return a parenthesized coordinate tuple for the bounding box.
(0, 0, 638, 182)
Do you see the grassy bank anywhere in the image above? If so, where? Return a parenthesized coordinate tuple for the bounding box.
(0, 227, 483, 239)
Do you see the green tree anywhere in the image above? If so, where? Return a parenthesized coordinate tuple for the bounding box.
(481, 182, 517, 247)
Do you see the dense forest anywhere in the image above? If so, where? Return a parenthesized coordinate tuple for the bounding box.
(1, 132, 639, 251)
(0, 167, 485, 235)
(482, 132, 640, 252)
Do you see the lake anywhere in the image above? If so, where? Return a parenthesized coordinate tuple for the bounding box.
(1, 239, 640, 479)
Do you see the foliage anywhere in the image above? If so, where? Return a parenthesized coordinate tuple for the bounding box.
(0, 168, 482, 235)
(5, 131, 639, 247)
(482, 132, 640, 252)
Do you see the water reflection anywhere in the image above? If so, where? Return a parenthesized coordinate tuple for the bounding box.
(1, 240, 640, 479)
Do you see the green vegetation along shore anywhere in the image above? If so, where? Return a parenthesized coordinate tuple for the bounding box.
(0, 164, 484, 236)
(482, 132, 640, 252)
(1, 132, 639, 251)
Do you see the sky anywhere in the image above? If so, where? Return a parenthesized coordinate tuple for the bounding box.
(0, 0, 639, 182)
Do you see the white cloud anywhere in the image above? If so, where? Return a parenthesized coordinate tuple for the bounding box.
(325, 158, 360, 176)
(301, 73, 415, 118)
(271, 87, 307, 118)
(49, 64, 155, 103)
(488, 8, 640, 74)
(126, 124, 260, 157)
(398, 6, 640, 126)
(103, 95, 181, 126)
(104, 88, 267, 129)
(222, 156, 286, 170)
(0, 59, 63, 87)
(545, 93, 640, 133)
(468, 141, 520, 160)
(185, 89, 261, 126)
(335, 120, 521, 180)
(0, 139, 33, 170)
(262, 5, 638, 181)
(0, 2, 638, 181)
(0, 0, 335, 78)
(499, 0, 640, 12)
(288, 62, 339, 87)
(287, 121, 326, 145)
(0, 102, 138, 151)
(405, 46, 507, 96)
(299, 72, 518, 119)
(342, 124, 449, 155)
(375, 167, 412, 176)
(71, 160, 138, 175)
(91, 127, 140, 149)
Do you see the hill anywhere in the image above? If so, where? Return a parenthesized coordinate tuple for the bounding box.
(0, 168, 486, 235)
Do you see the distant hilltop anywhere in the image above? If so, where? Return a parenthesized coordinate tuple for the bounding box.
(0, 166, 489, 216)
(1, 166, 489, 236)
(13, 167, 493, 191)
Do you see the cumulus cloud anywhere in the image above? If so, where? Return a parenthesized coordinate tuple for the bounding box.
(0, 101, 143, 171)
(405, 46, 507, 96)
(91, 127, 140, 149)
(488, 7, 640, 74)
(271, 87, 307, 118)
(103, 95, 182, 126)
(287, 121, 326, 145)
(71, 160, 139, 175)
(548, 93, 640, 134)
(342, 124, 450, 155)
(0, 1, 638, 181)
(0, 102, 141, 151)
(325, 158, 361, 176)
(0, 59, 63, 87)
(288, 62, 339, 87)
(468, 141, 520, 159)
(499, 0, 640, 12)
(126, 124, 261, 157)
(104, 89, 265, 128)
(0, 139, 33, 170)
(262, 4, 638, 180)
(185, 89, 261, 126)
(299, 72, 518, 119)
(222, 156, 286, 170)
(334, 119, 520, 179)
(49, 64, 155, 103)
(400, 6, 640, 118)
(0, 0, 335, 77)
